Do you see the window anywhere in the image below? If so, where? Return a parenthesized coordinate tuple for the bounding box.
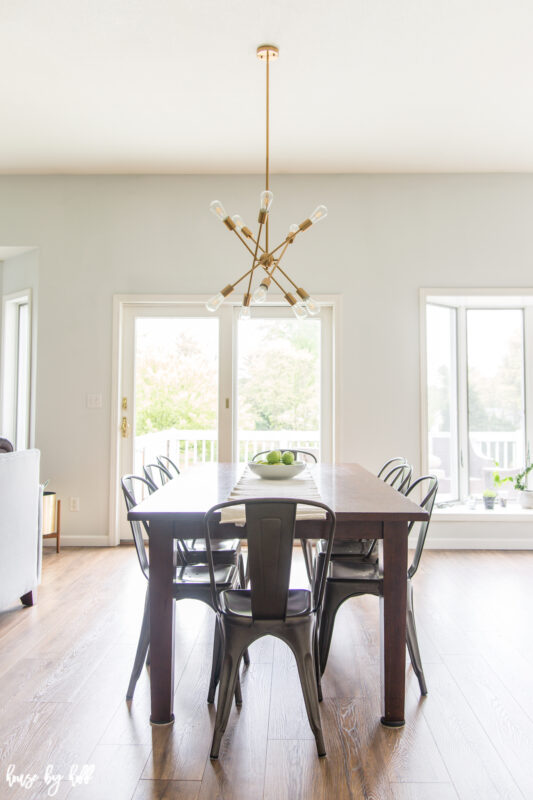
(1, 290, 32, 450)
(422, 292, 532, 504)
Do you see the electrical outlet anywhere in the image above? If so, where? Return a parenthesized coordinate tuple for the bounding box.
(69, 497, 80, 512)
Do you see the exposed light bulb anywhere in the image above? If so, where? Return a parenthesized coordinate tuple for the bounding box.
(252, 284, 268, 304)
(209, 200, 228, 222)
(232, 214, 245, 229)
(288, 223, 299, 235)
(259, 190, 274, 213)
(309, 205, 328, 224)
(292, 303, 308, 320)
(206, 293, 224, 312)
(305, 296, 321, 316)
(239, 305, 251, 321)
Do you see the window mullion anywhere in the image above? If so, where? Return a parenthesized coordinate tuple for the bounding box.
(457, 307, 469, 501)
(524, 307, 533, 466)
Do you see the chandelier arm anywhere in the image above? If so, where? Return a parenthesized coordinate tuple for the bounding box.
(231, 229, 258, 258)
(230, 266, 256, 289)
(271, 262, 299, 291)
(272, 240, 292, 266)
(267, 269, 289, 295)
(267, 231, 300, 259)
(246, 222, 264, 298)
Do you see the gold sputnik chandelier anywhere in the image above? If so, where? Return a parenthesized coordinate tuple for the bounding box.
(206, 44, 327, 320)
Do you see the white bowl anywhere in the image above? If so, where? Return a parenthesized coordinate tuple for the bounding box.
(248, 461, 306, 480)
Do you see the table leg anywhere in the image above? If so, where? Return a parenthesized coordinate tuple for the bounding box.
(380, 520, 408, 727)
(148, 521, 175, 725)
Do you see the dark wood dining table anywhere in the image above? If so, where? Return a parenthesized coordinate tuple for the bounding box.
(128, 462, 429, 728)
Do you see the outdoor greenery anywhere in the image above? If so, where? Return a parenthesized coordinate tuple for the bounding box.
(135, 326, 218, 435)
(135, 319, 320, 436)
(238, 321, 320, 431)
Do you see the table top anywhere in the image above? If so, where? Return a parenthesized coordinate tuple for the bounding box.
(128, 462, 429, 523)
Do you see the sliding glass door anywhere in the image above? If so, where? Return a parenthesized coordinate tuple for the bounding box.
(116, 300, 334, 541)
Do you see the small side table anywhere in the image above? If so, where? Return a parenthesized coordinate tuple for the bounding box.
(42, 492, 61, 553)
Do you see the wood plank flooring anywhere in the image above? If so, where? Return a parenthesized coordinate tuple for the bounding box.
(0, 547, 532, 799)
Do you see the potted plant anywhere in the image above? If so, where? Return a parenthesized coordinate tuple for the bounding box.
(492, 462, 513, 507)
(513, 463, 533, 508)
(482, 489, 497, 510)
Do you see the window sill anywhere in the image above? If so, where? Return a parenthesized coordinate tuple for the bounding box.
(433, 503, 533, 522)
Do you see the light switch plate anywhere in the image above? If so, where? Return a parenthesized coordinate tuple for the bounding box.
(86, 393, 102, 409)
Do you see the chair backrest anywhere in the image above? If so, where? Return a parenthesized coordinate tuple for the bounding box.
(157, 455, 180, 477)
(143, 463, 172, 489)
(377, 456, 407, 478)
(405, 475, 438, 578)
(204, 497, 335, 618)
(383, 463, 412, 494)
(251, 449, 318, 464)
(121, 475, 152, 580)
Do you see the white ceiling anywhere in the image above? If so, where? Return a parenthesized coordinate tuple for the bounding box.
(2, 0, 533, 174)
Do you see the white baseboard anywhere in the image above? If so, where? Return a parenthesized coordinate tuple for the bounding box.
(425, 537, 533, 550)
(43, 535, 111, 547)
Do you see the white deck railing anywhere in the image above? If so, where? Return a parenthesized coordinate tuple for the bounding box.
(134, 428, 320, 474)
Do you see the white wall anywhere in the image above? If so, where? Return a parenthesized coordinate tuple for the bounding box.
(0, 174, 532, 546)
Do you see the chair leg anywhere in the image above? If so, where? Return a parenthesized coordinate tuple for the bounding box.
(238, 554, 251, 667)
(301, 538, 314, 586)
(146, 645, 150, 666)
(126, 588, 150, 700)
(313, 623, 323, 701)
(406, 581, 427, 696)
(208, 618, 223, 704)
(285, 623, 326, 757)
(317, 582, 345, 676)
(210, 626, 248, 759)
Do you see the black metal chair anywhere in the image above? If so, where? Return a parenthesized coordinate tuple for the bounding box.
(143, 471, 250, 666)
(316, 475, 438, 696)
(143, 462, 172, 488)
(250, 449, 319, 585)
(251, 448, 318, 463)
(144, 466, 247, 580)
(204, 497, 336, 759)
(322, 461, 413, 564)
(377, 456, 408, 478)
(121, 475, 244, 704)
(157, 454, 180, 477)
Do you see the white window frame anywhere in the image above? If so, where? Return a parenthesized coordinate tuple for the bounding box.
(109, 293, 340, 545)
(420, 288, 533, 504)
(1, 288, 32, 449)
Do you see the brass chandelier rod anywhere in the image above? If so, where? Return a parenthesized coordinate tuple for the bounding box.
(265, 48, 270, 253)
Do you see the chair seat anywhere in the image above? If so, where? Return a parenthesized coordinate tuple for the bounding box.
(220, 588, 312, 618)
(175, 563, 237, 587)
(328, 559, 381, 582)
(316, 538, 378, 563)
(182, 538, 241, 566)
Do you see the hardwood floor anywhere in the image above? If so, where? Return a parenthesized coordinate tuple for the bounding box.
(0, 547, 532, 799)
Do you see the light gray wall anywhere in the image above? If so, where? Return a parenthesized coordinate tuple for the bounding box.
(0, 248, 39, 447)
(0, 174, 532, 545)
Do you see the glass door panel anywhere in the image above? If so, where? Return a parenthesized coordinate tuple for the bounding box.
(236, 314, 321, 462)
(133, 317, 219, 477)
